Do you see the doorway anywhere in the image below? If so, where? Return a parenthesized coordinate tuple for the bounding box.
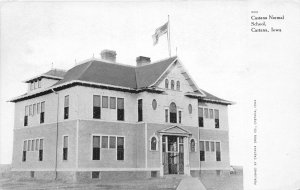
(162, 135, 184, 175)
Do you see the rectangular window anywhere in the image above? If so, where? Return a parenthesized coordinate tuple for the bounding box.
(93, 95, 101, 119)
(40, 102, 45, 123)
(209, 109, 214, 119)
(205, 141, 210, 151)
(215, 109, 220, 128)
(216, 142, 221, 161)
(39, 139, 43, 161)
(165, 109, 168, 123)
(37, 103, 40, 114)
(109, 136, 116, 149)
(117, 137, 124, 160)
(200, 141, 205, 161)
(33, 104, 36, 115)
(138, 99, 143, 122)
(211, 141, 215, 152)
(117, 98, 124, 121)
(198, 107, 204, 127)
(102, 96, 108, 108)
(93, 136, 100, 160)
(24, 106, 29, 126)
(34, 81, 37, 89)
(31, 139, 34, 151)
(29, 105, 33, 116)
(179, 111, 182, 124)
(63, 136, 68, 161)
(64, 95, 69, 119)
(38, 80, 41, 88)
(101, 136, 108, 148)
(204, 108, 208, 118)
(35, 139, 39, 151)
(22, 140, 27, 162)
(92, 171, 100, 179)
(28, 140, 32, 151)
(30, 83, 34, 90)
(110, 97, 116, 109)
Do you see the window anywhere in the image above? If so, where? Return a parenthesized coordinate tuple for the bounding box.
(152, 99, 157, 110)
(211, 141, 215, 152)
(176, 81, 180, 91)
(31, 139, 34, 151)
(102, 96, 108, 108)
(39, 139, 43, 161)
(93, 136, 100, 160)
(169, 102, 177, 123)
(216, 142, 221, 161)
(165, 79, 169, 88)
(64, 95, 69, 119)
(204, 108, 208, 118)
(110, 97, 116, 109)
(29, 105, 33, 116)
(138, 99, 143, 122)
(22, 140, 27, 162)
(24, 106, 28, 126)
(200, 141, 205, 161)
(30, 83, 34, 90)
(171, 80, 175, 90)
(190, 139, 196, 152)
(215, 109, 220, 128)
(38, 80, 41, 88)
(93, 95, 101, 119)
(37, 103, 40, 114)
(117, 98, 124, 121)
(165, 109, 168, 123)
(34, 81, 37, 89)
(150, 136, 157, 151)
(162, 136, 166, 152)
(117, 137, 124, 160)
(109, 136, 116, 149)
(28, 140, 32, 151)
(40, 102, 45, 123)
(92, 171, 100, 179)
(33, 104, 36, 115)
(179, 111, 182, 124)
(198, 108, 204, 127)
(205, 141, 210, 151)
(101, 136, 108, 148)
(188, 104, 192, 114)
(209, 109, 214, 119)
(63, 136, 68, 161)
(35, 139, 39, 151)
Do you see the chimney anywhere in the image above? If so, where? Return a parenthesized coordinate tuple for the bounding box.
(100, 49, 117, 62)
(136, 56, 151, 67)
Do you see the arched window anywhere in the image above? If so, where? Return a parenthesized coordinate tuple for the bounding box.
(150, 136, 157, 151)
(165, 79, 169, 89)
(176, 81, 180, 91)
(171, 80, 175, 90)
(190, 139, 196, 152)
(188, 104, 192, 114)
(169, 102, 177, 123)
(152, 99, 157, 110)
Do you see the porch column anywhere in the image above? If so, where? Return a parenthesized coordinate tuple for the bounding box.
(184, 136, 190, 176)
(159, 135, 163, 177)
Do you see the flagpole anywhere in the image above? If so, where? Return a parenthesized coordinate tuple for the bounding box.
(168, 15, 171, 57)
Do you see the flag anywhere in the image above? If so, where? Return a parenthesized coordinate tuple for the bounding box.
(152, 22, 168, 45)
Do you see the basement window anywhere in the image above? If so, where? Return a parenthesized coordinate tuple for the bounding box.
(92, 171, 100, 179)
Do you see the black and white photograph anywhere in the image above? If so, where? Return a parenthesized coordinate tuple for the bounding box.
(0, 1, 300, 190)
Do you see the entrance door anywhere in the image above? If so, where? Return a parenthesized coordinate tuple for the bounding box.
(162, 136, 184, 175)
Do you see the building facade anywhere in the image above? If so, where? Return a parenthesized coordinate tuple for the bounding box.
(10, 50, 233, 181)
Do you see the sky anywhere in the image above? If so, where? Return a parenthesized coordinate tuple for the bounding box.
(1, 1, 300, 190)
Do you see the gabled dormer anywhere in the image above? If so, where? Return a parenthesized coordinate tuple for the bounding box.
(24, 69, 66, 93)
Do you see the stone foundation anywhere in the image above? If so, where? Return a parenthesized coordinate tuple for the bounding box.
(190, 170, 230, 177)
(10, 170, 160, 182)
